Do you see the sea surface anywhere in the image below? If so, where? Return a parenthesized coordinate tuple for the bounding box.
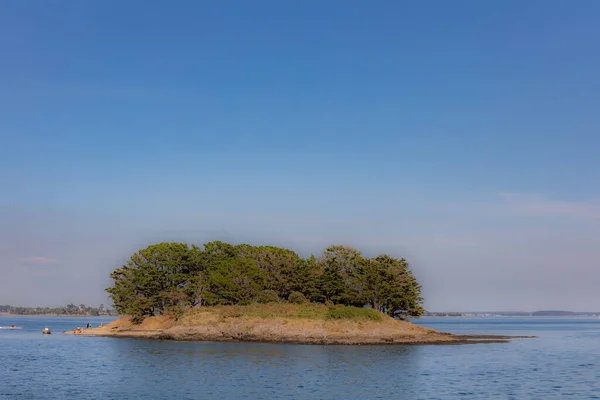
(1, 316, 600, 399)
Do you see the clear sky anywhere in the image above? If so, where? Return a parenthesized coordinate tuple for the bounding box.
(1, 1, 599, 311)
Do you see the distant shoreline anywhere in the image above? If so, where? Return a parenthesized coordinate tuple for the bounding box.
(424, 314, 600, 318)
(0, 314, 115, 318)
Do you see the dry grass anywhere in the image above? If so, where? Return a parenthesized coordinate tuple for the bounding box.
(97, 315, 175, 331)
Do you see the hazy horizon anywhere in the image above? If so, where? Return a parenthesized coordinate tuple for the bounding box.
(2, 1, 599, 312)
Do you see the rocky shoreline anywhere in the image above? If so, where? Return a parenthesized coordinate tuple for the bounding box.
(64, 314, 535, 345)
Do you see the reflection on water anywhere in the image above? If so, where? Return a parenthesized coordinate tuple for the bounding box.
(2, 316, 600, 399)
(99, 339, 422, 399)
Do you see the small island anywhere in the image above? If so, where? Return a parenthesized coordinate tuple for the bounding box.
(72, 241, 531, 344)
(72, 303, 528, 344)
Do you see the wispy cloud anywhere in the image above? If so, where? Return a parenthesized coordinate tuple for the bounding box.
(18, 256, 57, 265)
(499, 192, 600, 218)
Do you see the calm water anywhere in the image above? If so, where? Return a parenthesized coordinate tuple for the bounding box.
(2, 316, 600, 399)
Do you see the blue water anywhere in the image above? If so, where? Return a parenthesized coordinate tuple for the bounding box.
(2, 316, 600, 399)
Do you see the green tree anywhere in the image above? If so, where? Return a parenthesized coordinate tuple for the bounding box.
(288, 291, 309, 304)
(317, 246, 363, 305)
(290, 255, 320, 301)
(358, 255, 424, 318)
(183, 244, 207, 307)
(204, 257, 263, 305)
(106, 240, 424, 322)
(197, 240, 243, 306)
(105, 242, 194, 320)
(237, 245, 302, 298)
(254, 289, 280, 304)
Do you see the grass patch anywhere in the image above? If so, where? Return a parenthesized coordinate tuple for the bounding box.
(220, 306, 244, 319)
(216, 303, 327, 319)
(296, 304, 326, 319)
(325, 306, 384, 321)
(177, 303, 386, 325)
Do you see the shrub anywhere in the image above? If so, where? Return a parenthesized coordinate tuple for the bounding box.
(295, 304, 325, 319)
(254, 290, 280, 304)
(325, 306, 383, 321)
(288, 291, 308, 304)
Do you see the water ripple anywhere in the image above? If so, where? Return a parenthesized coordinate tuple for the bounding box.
(1, 316, 600, 399)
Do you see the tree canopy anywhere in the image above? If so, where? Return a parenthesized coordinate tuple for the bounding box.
(106, 241, 424, 321)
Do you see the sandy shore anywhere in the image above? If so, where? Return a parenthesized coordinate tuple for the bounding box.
(64, 313, 533, 345)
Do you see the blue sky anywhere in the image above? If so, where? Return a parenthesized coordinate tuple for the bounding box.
(1, 1, 599, 311)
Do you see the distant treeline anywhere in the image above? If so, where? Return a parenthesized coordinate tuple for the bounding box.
(424, 311, 600, 317)
(424, 312, 462, 317)
(0, 303, 114, 316)
(106, 241, 424, 321)
(531, 310, 595, 316)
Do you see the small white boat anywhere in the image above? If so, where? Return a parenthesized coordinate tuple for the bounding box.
(0, 325, 18, 330)
(42, 327, 51, 334)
